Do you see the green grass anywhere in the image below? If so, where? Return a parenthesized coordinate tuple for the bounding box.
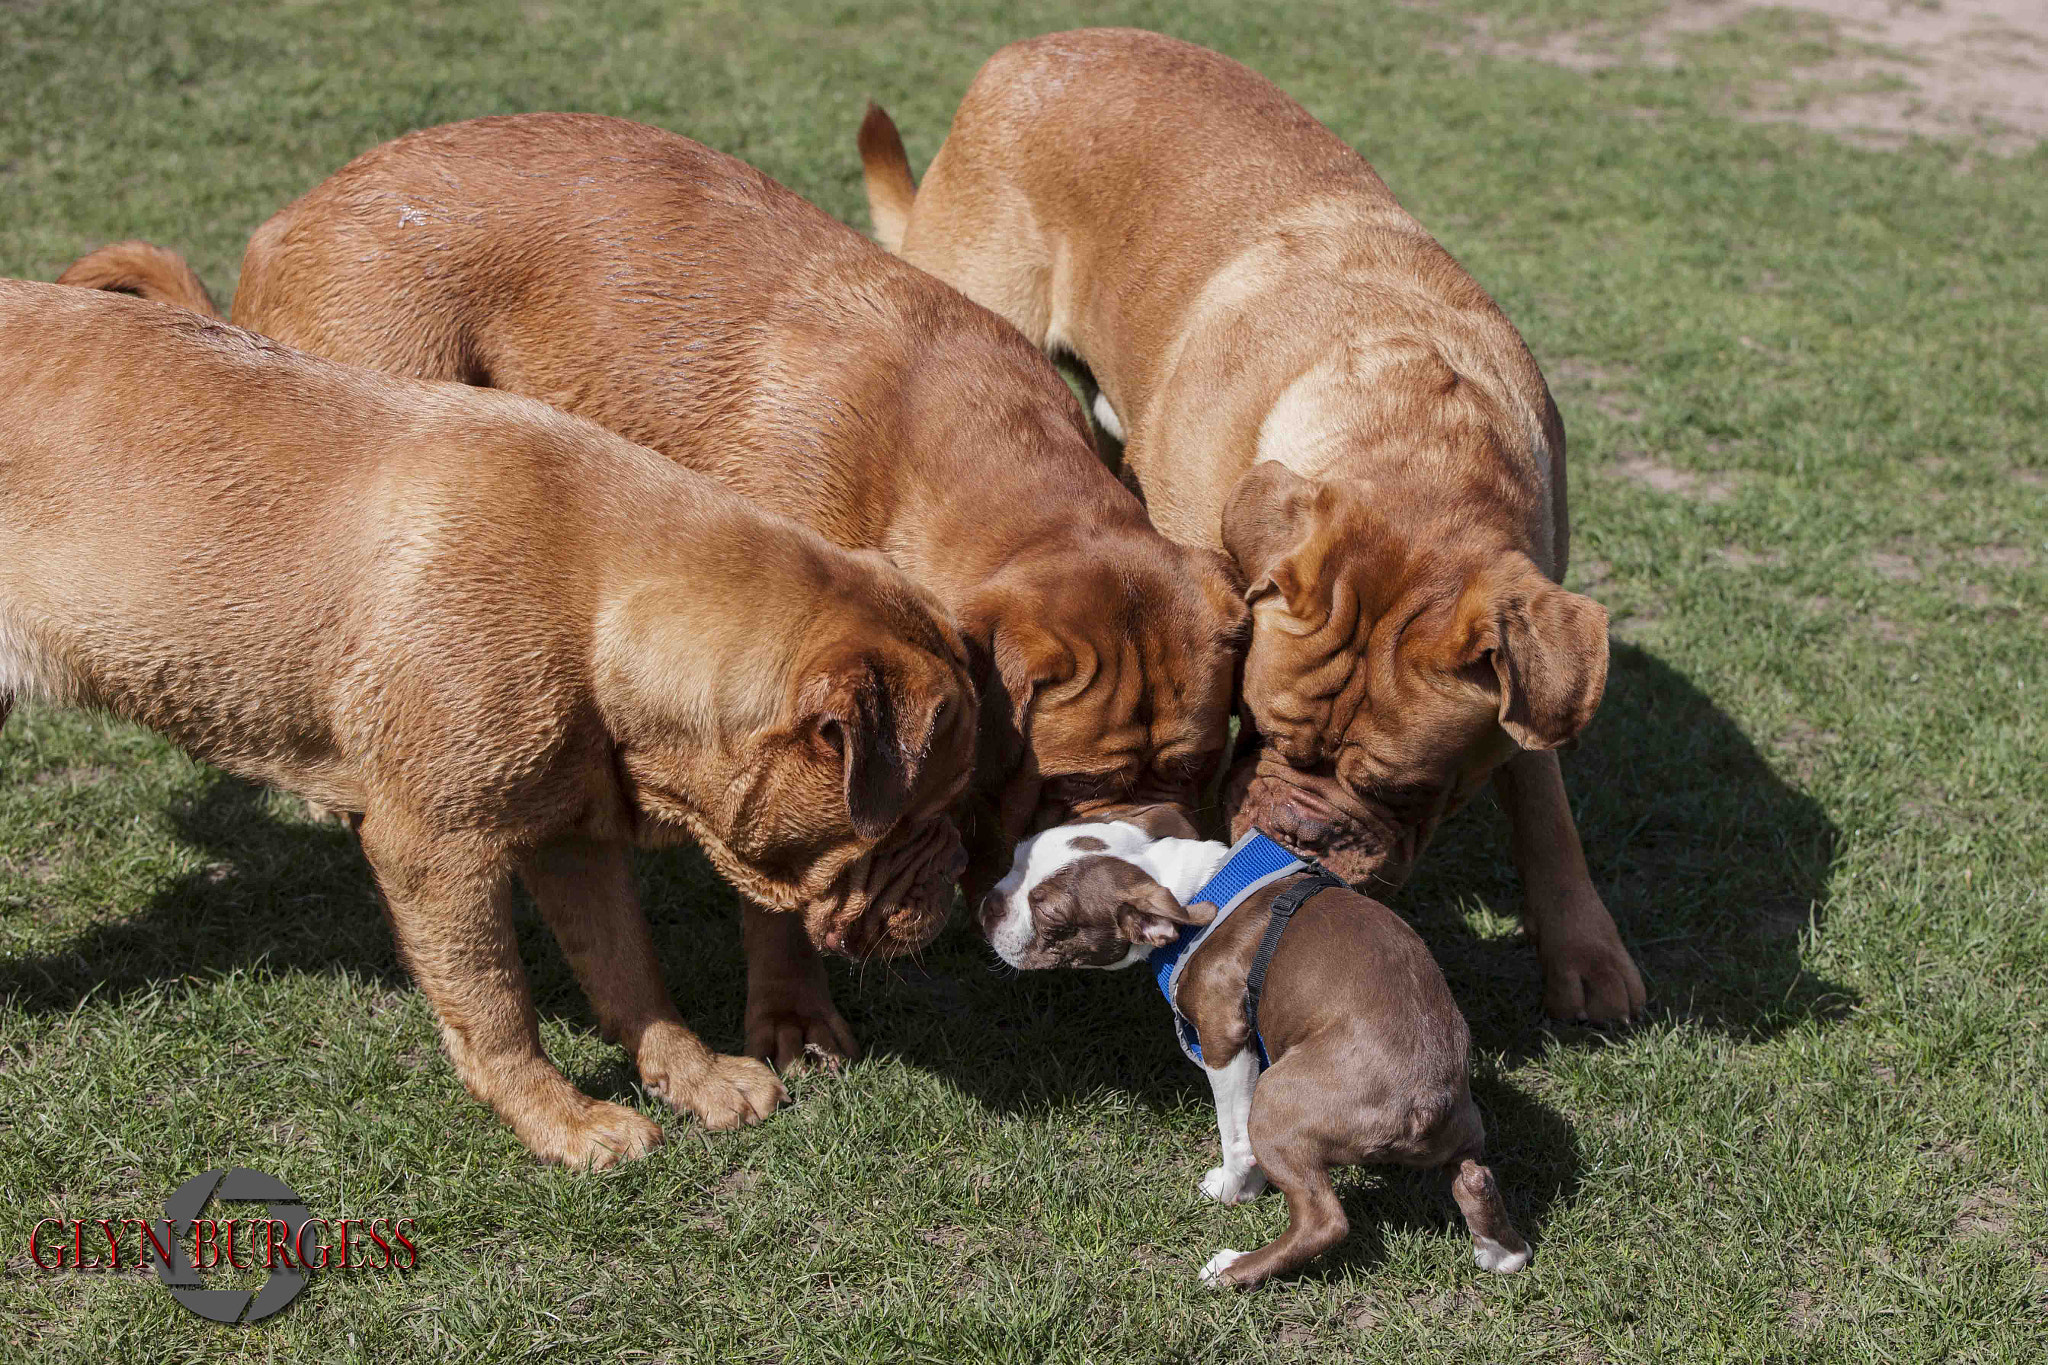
(3, 1, 2045, 1360)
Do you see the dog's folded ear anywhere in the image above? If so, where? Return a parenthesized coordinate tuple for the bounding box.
(1456, 552, 1610, 751)
(962, 590, 1075, 718)
(800, 655, 947, 840)
(1076, 857, 1215, 948)
(1222, 462, 1329, 618)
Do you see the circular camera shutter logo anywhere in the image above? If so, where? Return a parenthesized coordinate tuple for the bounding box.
(152, 1168, 311, 1324)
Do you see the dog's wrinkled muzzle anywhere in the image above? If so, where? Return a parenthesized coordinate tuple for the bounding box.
(1223, 749, 1416, 895)
(813, 814, 967, 959)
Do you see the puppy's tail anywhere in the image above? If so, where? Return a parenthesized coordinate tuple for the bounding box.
(58, 240, 220, 317)
(857, 103, 918, 254)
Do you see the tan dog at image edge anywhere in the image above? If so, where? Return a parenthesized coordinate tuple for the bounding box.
(2, 280, 977, 1166)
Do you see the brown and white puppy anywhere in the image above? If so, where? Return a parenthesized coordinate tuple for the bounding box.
(860, 29, 1645, 1023)
(61, 114, 1250, 1019)
(981, 819, 1529, 1288)
(1, 280, 977, 1166)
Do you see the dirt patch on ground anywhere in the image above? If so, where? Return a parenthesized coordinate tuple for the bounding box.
(1952, 1182, 2024, 1238)
(1572, 557, 1615, 594)
(1550, 358, 1647, 423)
(1775, 718, 1840, 780)
(1612, 453, 1738, 502)
(1443, 1, 2048, 154)
(29, 764, 118, 789)
(1716, 546, 1786, 568)
(1967, 545, 2036, 570)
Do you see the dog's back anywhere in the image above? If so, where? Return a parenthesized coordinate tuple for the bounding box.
(233, 112, 1103, 547)
(0, 279, 750, 803)
(868, 28, 1559, 561)
(1, 281, 409, 758)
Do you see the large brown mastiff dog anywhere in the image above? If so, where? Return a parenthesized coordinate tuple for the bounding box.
(63, 119, 1250, 1060)
(858, 29, 1644, 1021)
(1, 280, 976, 1164)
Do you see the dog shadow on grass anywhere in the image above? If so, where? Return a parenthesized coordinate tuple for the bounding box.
(0, 639, 1843, 1265)
(0, 770, 761, 1107)
(1396, 640, 1855, 1062)
(845, 640, 1852, 1265)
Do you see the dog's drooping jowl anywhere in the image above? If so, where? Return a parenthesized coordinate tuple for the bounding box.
(982, 816, 1530, 1287)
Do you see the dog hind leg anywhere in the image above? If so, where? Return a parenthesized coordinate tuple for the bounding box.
(1201, 1131, 1346, 1289)
(1201, 1059, 1349, 1288)
(1451, 1155, 1530, 1274)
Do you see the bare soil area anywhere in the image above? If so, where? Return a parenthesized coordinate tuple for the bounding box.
(1454, 1, 2048, 152)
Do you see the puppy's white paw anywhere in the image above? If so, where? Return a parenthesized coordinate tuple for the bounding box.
(1473, 1236, 1531, 1274)
(1199, 1165, 1267, 1203)
(1198, 1248, 1245, 1286)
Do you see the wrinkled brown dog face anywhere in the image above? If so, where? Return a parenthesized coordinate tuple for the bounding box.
(601, 579, 978, 958)
(1222, 462, 1610, 891)
(960, 537, 1248, 895)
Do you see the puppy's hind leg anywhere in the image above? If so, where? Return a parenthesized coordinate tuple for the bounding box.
(358, 814, 664, 1169)
(1200, 1060, 1348, 1289)
(1451, 1154, 1530, 1274)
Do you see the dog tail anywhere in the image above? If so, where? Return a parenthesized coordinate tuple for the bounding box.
(58, 240, 221, 317)
(857, 103, 918, 254)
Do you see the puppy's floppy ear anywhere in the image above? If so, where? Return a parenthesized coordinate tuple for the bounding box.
(1222, 462, 1324, 617)
(1116, 884, 1217, 949)
(798, 654, 935, 840)
(1079, 858, 1216, 948)
(1456, 552, 1611, 751)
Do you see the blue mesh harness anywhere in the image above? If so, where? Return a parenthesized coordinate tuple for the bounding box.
(1150, 831, 1309, 1068)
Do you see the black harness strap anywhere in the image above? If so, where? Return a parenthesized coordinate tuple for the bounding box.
(1243, 862, 1347, 1046)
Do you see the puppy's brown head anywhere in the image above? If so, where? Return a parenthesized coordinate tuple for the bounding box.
(1222, 461, 1608, 891)
(978, 819, 1215, 971)
(597, 560, 977, 958)
(960, 533, 1247, 893)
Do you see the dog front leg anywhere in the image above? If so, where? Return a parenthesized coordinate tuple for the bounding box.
(520, 835, 786, 1131)
(358, 814, 663, 1168)
(742, 906, 861, 1071)
(1198, 1047, 1267, 1204)
(1493, 748, 1645, 1023)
